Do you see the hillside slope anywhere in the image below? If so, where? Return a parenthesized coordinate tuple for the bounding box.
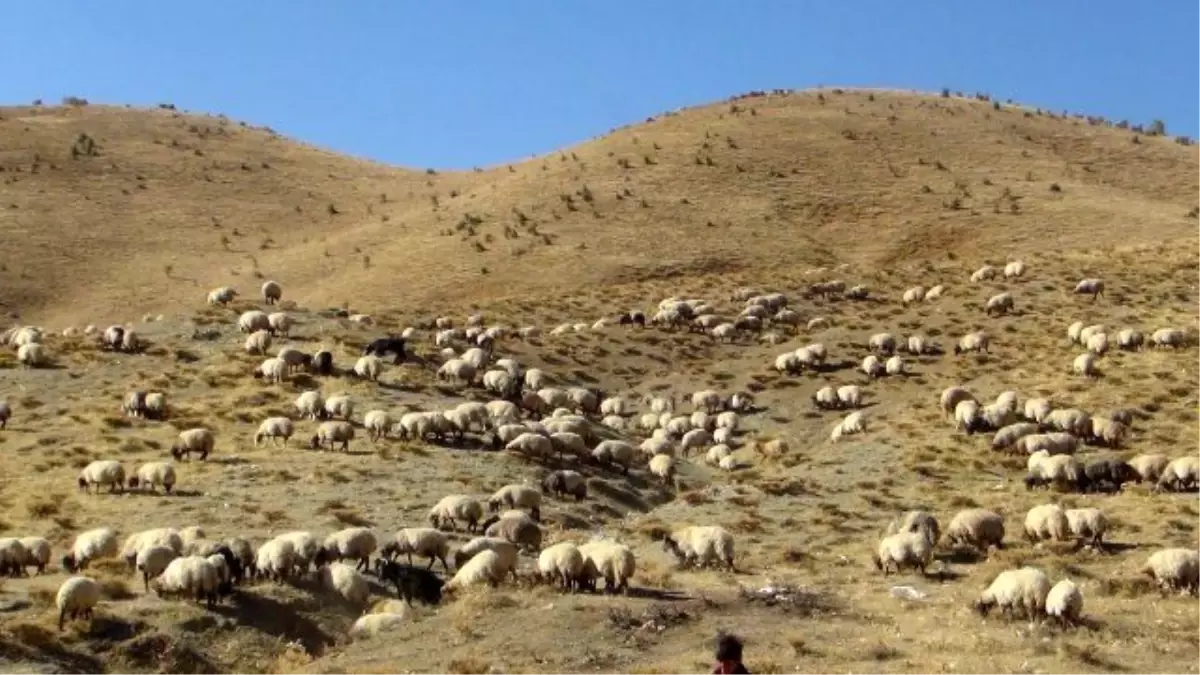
(0, 89, 1195, 325)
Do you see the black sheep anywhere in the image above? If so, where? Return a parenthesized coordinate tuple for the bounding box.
(364, 337, 406, 364)
(312, 350, 334, 376)
(618, 312, 645, 328)
(374, 560, 444, 606)
(1080, 459, 1136, 493)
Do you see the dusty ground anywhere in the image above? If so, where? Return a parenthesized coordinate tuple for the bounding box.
(0, 89, 1196, 674)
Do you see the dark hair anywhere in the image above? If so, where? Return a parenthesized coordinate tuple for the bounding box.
(714, 633, 743, 662)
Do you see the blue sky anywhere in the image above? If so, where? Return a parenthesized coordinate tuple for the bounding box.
(7, 1, 1197, 169)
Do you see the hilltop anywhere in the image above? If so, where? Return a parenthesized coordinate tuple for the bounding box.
(0, 89, 1195, 325)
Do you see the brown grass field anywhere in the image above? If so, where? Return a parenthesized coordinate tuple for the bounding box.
(0, 88, 1196, 674)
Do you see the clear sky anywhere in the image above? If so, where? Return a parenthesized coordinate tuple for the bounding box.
(7, 1, 1197, 169)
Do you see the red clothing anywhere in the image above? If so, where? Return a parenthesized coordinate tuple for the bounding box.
(712, 661, 750, 674)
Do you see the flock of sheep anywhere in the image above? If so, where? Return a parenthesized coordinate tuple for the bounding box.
(1, 260, 1196, 647)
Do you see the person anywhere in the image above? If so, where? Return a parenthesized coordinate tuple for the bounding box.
(711, 632, 750, 674)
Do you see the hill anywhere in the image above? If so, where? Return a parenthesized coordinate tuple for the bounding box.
(0, 89, 1196, 326)
(0, 89, 1196, 675)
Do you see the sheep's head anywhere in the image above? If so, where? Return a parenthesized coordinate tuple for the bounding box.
(76, 476, 88, 491)
(127, 476, 140, 489)
(61, 554, 78, 573)
(170, 445, 185, 461)
(309, 435, 322, 450)
(972, 595, 995, 617)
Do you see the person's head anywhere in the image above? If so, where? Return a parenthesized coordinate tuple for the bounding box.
(714, 633, 744, 663)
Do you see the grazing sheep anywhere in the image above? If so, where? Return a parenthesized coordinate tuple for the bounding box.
(985, 292, 1015, 316)
(506, 432, 554, 460)
(1023, 397, 1052, 424)
(1140, 549, 1199, 595)
(648, 453, 676, 485)
(1064, 508, 1108, 547)
(592, 440, 636, 473)
(18, 537, 51, 575)
(868, 332, 897, 354)
(1128, 453, 1170, 483)
(127, 461, 177, 494)
(487, 484, 542, 520)
(902, 286, 925, 305)
(484, 512, 543, 553)
(150, 555, 221, 608)
(428, 495, 484, 533)
(1004, 260, 1026, 278)
(446, 550, 509, 591)
(0, 539, 28, 578)
(17, 342, 46, 367)
(254, 417, 295, 447)
(542, 470, 587, 501)
(970, 265, 998, 282)
(268, 312, 293, 337)
(62, 528, 119, 572)
(1151, 328, 1187, 349)
(245, 329, 275, 356)
(1072, 352, 1098, 378)
(207, 286, 237, 306)
(319, 527, 378, 571)
(253, 357, 288, 384)
(1157, 456, 1199, 492)
(135, 545, 179, 592)
(380, 528, 450, 571)
(1023, 504, 1070, 543)
(1079, 459, 1135, 493)
(954, 331, 990, 355)
(238, 310, 271, 334)
(452, 537, 520, 582)
(537, 542, 586, 591)
(310, 421, 355, 452)
(873, 531, 934, 576)
(323, 393, 354, 421)
(171, 428, 214, 461)
(1025, 452, 1083, 491)
(353, 355, 384, 382)
(925, 285, 945, 301)
(56, 576, 101, 631)
(1046, 579, 1084, 627)
(78, 460, 125, 493)
(860, 354, 884, 378)
(1116, 328, 1144, 351)
(883, 510, 941, 547)
(255, 538, 297, 581)
(945, 509, 1005, 552)
(261, 280, 282, 304)
(991, 422, 1040, 452)
(973, 567, 1051, 619)
(577, 540, 636, 594)
(319, 561, 370, 606)
(662, 525, 735, 571)
(1074, 278, 1104, 301)
(831, 410, 867, 442)
(940, 386, 977, 419)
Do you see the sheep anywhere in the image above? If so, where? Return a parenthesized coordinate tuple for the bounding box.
(880, 509, 940, 546)
(353, 355, 384, 382)
(954, 400, 982, 434)
(127, 461, 177, 494)
(1064, 508, 1108, 547)
(860, 354, 884, 378)
(1045, 579, 1083, 627)
(506, 432, 554, 460)
(380, 528, 450, 571)
(577, 540, 636, 594)
(705, 444, 733, 466)
(940, 386, 977, 419)
(662, 525, 735, 571)
(151, 555, 221, 607)
(1086, 331, 1109, 355)
(985, 292, 1014, 316)
(207, 286, 237, 306)
(1024, 397, 1052, 424)
(679, 428, 713, 457)
(991, 422, 1040, 452)
(319, 561, 370, 606)
(868, 332, 897, 354)
(1074, 278, 1104, 301)
(428, 495, 484, 533)
(310, 420, 355, 452)
(291, 393, 324, 424)
(452, 537, 520, 583)
(253, 357, 288, 384)
(484, 512, 543, 553)
(488, 484, 542, 520)
(324, 393, 354, 421)
(350, 611, 407, 639)
(807, 316, 831, 330)
(268, 312, 293, 337)
(171, 428, 214, 461)
(1140, 549, 1199, 595)
(261, 280, 282, 304)
(120, 528, 184, 569)
(319, 527, 378, 571)
(542, 470, 587, 501)
(17, 342, 46, 367)
(18, 537, 51, 575)
(1072, 352, 1098, 378)
(61, 528, 118, 573)
(925, 284, 945, 301)
(592, 439, 636, 474)
(135, 545, 179, 592)
(1151, 327, 1187, 349)
(970, 265, 998, 282)
(56, 576, 101, 631)
(884, 354, 906, 376)
(812, 385, 839, 410)
(123, 389, 166, 419)
(255, 538, 297, 581)
(1128, 453, 1170, 483)
(902, 286, 925, 305)
(973, 567, 1051, 619)
(1023, 504, 1070, 543)
(238, 310, 271, 334)
(311, 350, 334, 375)
(831, 410, 867, 442)
(0, 539, 28, 578)
(1157, 456, 1199, 492)
(537, 542, 586, 591)
(100, 325, 124, 351)
(945, 509, 1005, 552)
(1116, 328, 1144, 351)
(873, 531, 934, 576)
(648, 453, 676, 485)
(78, 460, 125, 494)
(954, 331, 990, 355)
(1004, 260, 1026, 278)
(254, 417, 294, 447)
(1087, 417, 1128, 449)
(446, 550, 508, 591)
(1078, 323, 1105, 345)
(0, 400, 9, 429)
(691, 389, 723, 413)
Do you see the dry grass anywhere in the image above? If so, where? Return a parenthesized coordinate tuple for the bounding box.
(0, 88, 1195, 674)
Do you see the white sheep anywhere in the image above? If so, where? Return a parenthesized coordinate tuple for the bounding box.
(1003, 260, 1026, 278)
(17, 342, 46, 367)
(128, 461, 177, 494)
(382, 528, 450, 570)
(648, 453, 676, 485)
(831, 410, 867, 442)
(151, 555, 221, 607)
(985, 292, 1014, 316)
(324, 393, 354, 421)
(577, 540, 636, 594)
(135, 545, 179, 592)
(902, 286, 925, 305)
(254, 357, 288, 384)
(319, 561, 370, 606)
(812, 385, 838, 409)
(1150, 328, 1187, 349)
(1072, 352, 1098, 378)
(1086, 331, 1109, 355)
(973, 567, 1051, 619)
(488, 484, 543, 520)
(56, 576, 101, 631)
(255, 538, 297, 581)
(1074, 278, 1104, 301)
(207, 286, 237, 305)
(254, 417, 294, 447)
(940, 386, 977, 419)
(1045, 579, 1083, 626)
(691, 389, 723, 413)
(663, 525, 735, 571)
(1128, 453, 1170, 483)
(868, 332, 897, 354)
(925, 284, 945, 301)
(1023, 397, 1052, 424)
(1140, 549, 1199, 595)
(18, 537, 51, 575)
(945, 509, 1005, 552)
(861, 354, 884, 378)
(884, 354, 906, 376)
(1116, 328, 1144, 351)
(506, 432, 554, 460)
(311, 420, 355, 452)
(873, 531, 933, 575)
(837, 385, 862, 408)
(321, 527, 378, 571)
(267, 312, 293, 337)
(78, 460, 125, 493)
(1064, 508, 1107, 547)
(446, 549, 508, 591)
(171, 428, 215, 461)
(437, 358, 476, 385)
(537, 542, 586, 591)
(62, 527, 118, 572)
(970, 265, 998, 282)
(238, 310, 271, 334)
(955, 331, 990, 355)
(354, 355, 384, 382)
(428, 495, 485, 532)
(243, 329, 272, 356)
(592, 440, 635, 473)
(1023, 504, 1070, 543)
